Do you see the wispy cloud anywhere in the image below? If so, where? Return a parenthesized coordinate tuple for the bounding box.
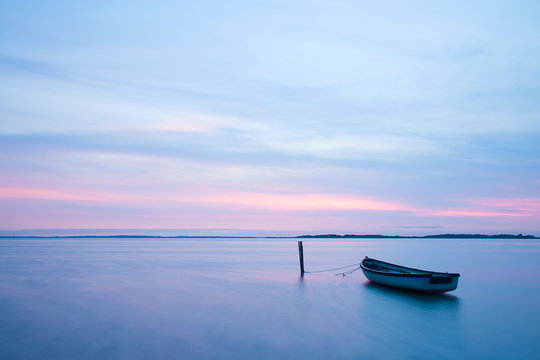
(150, 112, 242, 133)
(0, 187, 134, 203)
(427, 210, 525, 218)
(186, 192, 410, 212)
(418, 197, 540, 218)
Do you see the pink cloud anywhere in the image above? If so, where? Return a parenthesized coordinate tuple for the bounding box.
(462, 198, 540, 213)
(0, 187, 133, 203)
(418, 197, 540, 218)
(427, 210, 525, 217)
(2, 185, 538, 234)
(189, 192, 411, 212)
(0, 186, 412, 213)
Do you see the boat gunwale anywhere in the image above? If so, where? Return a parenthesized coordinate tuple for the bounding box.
(360, 257, 460, 278)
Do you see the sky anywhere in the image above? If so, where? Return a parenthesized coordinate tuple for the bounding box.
(1, 0, 539, 236)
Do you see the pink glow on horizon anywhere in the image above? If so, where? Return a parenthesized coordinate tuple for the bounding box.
(191, 192, 411, 212)
(427, 210, 525, 217)
(462, 198, 540, 213)
(2, 186, 539, 233)
(418, 197, 540, 218)
(0, 186, 411, 212)
(0, 187, 134, 203)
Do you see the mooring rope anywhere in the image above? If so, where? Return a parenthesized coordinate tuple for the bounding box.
(305, 262, 361, 274)
(336, 265, 362, 277)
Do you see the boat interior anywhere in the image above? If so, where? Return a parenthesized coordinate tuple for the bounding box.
(363, 258, 429, 275)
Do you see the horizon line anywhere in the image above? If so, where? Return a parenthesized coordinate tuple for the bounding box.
(1, 233, 538, 239)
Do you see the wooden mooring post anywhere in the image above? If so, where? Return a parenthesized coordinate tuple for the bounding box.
(298, 240, 305, 276)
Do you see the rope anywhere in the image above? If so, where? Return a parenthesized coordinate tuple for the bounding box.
(305, 262, 361, 274)
(336, 265, 362, 277)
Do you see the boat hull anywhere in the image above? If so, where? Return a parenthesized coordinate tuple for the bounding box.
(361, 257, 460, 293)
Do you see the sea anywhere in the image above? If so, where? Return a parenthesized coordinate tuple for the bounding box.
(1, 237, 539, 360)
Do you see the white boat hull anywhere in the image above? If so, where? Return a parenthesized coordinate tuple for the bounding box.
(361, 257, 460, 293)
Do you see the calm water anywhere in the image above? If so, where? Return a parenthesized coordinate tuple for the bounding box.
(1, 237, 539, 359)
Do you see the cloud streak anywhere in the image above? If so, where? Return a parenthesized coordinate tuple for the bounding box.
(3, 183, 538, 221)
(0, 187, 134, 203)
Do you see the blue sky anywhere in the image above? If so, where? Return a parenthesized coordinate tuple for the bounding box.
(1, 0, 539, 236)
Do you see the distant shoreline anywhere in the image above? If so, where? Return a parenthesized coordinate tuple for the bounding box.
(0, 233, 538, 239)
(0, 235, 258, 239)
(297, 233, 539, 239)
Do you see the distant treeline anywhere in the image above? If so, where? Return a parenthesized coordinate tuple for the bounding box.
(297, 234, 538, 239)
(0, 235, 257, 239)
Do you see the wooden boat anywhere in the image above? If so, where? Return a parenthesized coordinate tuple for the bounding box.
(360, 257, 460, 293)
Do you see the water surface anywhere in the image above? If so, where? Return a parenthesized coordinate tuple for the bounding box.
(1, 237, 539, 359)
